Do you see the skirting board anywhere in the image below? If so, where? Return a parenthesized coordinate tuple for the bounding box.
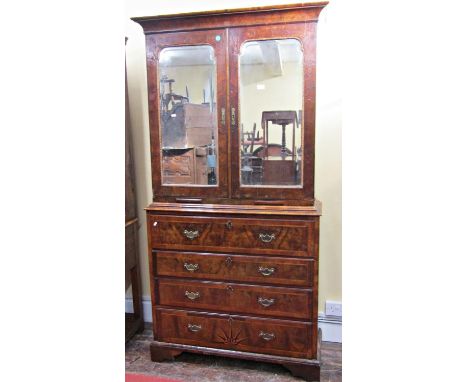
(125, 297, 342, 343)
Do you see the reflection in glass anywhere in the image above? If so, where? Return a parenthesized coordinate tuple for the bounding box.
(239, 39, 303, 187)
(158, 45, 218, 186)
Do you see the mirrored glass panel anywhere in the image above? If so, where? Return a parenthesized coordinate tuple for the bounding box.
(239, 39, 303, 187)
(158, 45, 218, 186)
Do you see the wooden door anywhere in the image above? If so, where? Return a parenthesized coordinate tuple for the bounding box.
(229, 23, 317, 201)
(145, 29, 229, 198)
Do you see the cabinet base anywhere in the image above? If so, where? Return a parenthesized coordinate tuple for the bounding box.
(149, 329, 321, 381)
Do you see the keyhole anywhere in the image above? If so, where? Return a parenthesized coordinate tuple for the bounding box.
(225, 256, 233, 268)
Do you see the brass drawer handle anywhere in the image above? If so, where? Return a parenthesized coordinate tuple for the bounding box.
(187, 323, 202, 332)
(184, 263, 199, 272)
(258, 266, 276, 276)
(183, 229, 199, 240)
(258, 297, 275, 307)
(258, 232, 275, 243)
(259, 331, 275, 341)
(185, 291, 200, 300)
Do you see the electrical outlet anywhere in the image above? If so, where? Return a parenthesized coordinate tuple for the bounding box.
(325, 301, 342, 317)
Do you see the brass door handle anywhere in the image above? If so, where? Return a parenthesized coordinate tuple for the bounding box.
(184, 263, 199, 272)
(231, 107, 236, 127)
(183, 229, 199, 240)
(258, 233, 275, 243)
(258, 297, 275, 307)
(187, 323, 202, 332)
(185, 291, 200, 300)
(259, 331, 275, 341)
(221, 107, 226, 126)
(258, 266, 275, 276)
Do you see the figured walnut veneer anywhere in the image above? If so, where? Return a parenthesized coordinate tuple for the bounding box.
(133, 3, 328, 381)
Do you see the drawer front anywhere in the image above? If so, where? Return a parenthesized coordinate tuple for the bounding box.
(156, 278, 312, 320)
(155, 251, 314, 287)
(155, 308, 313, 358)
(148, 214, 316, 257)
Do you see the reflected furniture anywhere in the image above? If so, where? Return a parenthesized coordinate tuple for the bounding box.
(261, 110, 299, 185)
(125, 38, 144, 342)
(132, 2, 327, 380)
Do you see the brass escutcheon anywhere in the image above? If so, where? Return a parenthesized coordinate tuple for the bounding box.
(225, 256, 233, 267)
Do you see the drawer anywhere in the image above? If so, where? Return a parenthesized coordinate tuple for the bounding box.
(156, 278, 312, 320)
(154, 251, 314, 287)
(148, 214, 317, 257)
(155, 308, 314, 359)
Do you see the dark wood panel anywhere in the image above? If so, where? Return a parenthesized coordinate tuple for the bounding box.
(155, 308, 314, 359)
(148, 214, 316, 257)
(154, 251, 314, 287)
(156, 278, 312, 320)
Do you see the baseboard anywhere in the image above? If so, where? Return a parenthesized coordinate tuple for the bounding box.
(125, 297, 342, 343)
(126, 296, 153, 323)
(317, 313, 342, 343)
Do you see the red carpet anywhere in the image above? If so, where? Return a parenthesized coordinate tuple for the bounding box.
(125, 373, 184, 382)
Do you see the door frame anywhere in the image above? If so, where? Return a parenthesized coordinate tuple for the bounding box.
(145, 29, 229, 198)
(228, 23, 317, 201)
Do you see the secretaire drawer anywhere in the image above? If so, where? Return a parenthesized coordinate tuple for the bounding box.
(154, 251, 314, 287)
(155, 308, 314, 359)
(148, 214, 317, 257)
(156, 278, 312, 320)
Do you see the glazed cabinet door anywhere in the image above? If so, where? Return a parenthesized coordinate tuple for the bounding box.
(229, 23, 317, 201)
(145, 30, 228, 198)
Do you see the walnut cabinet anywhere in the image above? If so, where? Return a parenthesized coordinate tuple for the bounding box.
(132, 2, 328, 380)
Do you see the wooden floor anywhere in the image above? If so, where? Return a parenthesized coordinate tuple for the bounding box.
(126, 324, 342, 382)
